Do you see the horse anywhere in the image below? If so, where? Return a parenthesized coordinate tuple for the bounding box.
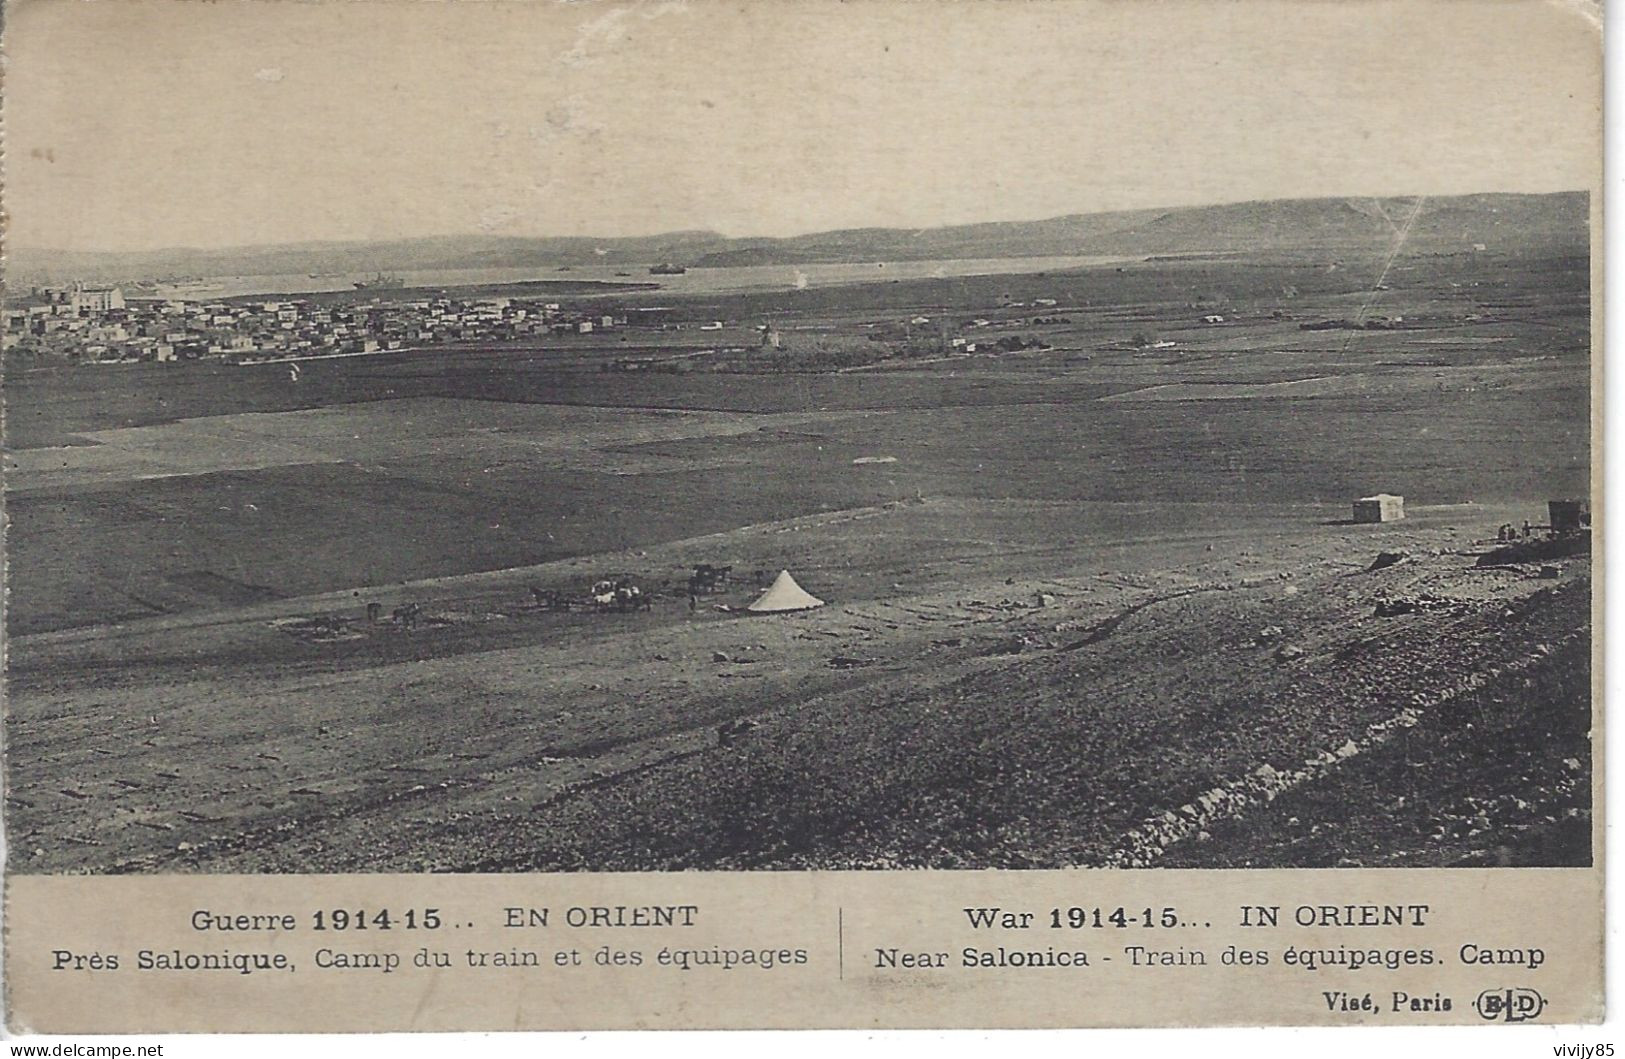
(690, 564, 734, 595)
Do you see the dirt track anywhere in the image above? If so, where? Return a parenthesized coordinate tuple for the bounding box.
(6, 499, 1591, 873)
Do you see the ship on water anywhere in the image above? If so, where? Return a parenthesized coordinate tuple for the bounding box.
(156, 278, 226, 299)
(354, 271, 406, 290)
(649, 263, 687, 275)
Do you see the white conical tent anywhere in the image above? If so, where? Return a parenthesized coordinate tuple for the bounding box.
(746, 570, 825, 613)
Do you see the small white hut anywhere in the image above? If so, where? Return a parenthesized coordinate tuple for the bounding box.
(1353, 494, 1405, 523)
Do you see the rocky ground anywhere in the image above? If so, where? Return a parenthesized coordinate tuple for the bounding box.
(5, 501, 1592, 873)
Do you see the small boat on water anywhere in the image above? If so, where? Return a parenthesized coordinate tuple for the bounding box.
(158, 279, 225, 298)
(353, 272, 405, 290)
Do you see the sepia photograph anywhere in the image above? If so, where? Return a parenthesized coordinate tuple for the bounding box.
(3, 0, 1597, 879)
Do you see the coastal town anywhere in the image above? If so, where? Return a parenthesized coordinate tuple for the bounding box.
(2, 279, 1068, 371)
(3, 282, 640, 365)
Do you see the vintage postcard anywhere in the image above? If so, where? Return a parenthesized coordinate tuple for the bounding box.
(0, 0, 1602, 1033)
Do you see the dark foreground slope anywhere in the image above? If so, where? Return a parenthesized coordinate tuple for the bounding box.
(442, 562, 1590, 872)
(1162, 630, 1591, 868)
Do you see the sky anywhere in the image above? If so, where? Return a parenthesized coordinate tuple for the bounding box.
(3, 0, 1602, 253)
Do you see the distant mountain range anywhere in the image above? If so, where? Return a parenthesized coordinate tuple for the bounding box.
(10, 192, 1586, 286)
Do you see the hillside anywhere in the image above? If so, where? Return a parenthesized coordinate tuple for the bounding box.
(10, 191, 1587, 285)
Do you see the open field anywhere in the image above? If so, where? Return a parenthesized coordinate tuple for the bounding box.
(4, 244, 1592, 871)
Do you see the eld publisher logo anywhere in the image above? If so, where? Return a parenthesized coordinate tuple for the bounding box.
(1474, 988, 1546, 1022)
